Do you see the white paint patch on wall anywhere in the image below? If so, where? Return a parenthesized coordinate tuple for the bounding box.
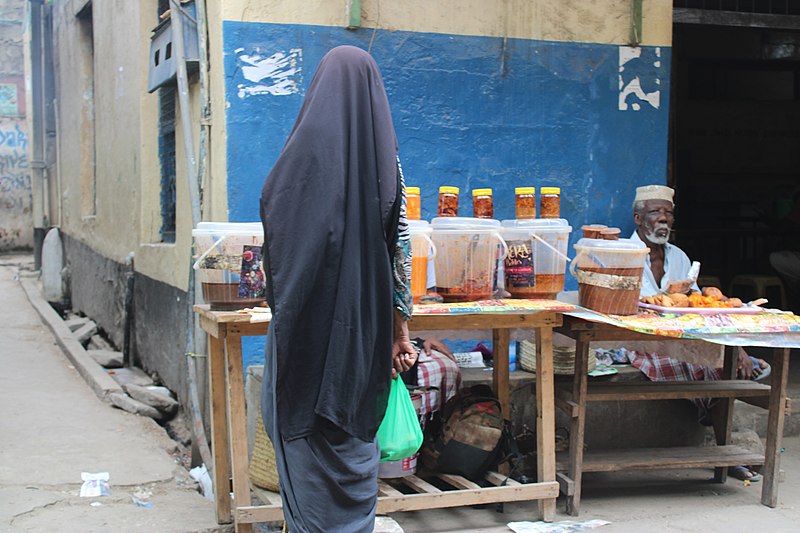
(618, 46, 661, 111)
(236, 48, 302, 99)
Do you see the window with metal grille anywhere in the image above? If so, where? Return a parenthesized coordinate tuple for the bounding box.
(157, 0, 176, 243)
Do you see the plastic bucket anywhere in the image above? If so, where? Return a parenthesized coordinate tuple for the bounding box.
(430, 217, 508, 303)
(501, 219, 572, 299)
(571, 238, 649, 315)
(192, 222, 266, 310)
(409, 220, 436, 304)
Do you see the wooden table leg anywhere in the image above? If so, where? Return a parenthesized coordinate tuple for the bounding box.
(762, 347, 790, 507)
(566, 335, 589, 516)
(208, 333, 232, 523)
(535, 327, 556, 522)
(713, 345, 737, 482)
(225, 337, 253, 533)
(492, 328, 511, 417)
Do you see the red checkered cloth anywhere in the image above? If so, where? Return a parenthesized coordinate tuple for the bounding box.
(627, 351, 721, 382)
(416, 350, 462, 420)
(626, 351, 720, 423)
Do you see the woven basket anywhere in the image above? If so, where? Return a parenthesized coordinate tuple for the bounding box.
(519, 341, 595, 375)
(249, 404, 280, 492)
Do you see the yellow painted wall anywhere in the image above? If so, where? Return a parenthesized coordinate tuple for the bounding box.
(53, 0, 232, 290)
(223, 0, 671, 47)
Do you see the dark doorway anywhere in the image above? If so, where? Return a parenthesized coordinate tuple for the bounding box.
(671, 3, 800, 309)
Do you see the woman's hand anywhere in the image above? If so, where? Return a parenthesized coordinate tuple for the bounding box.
(392, 309, 417, 378)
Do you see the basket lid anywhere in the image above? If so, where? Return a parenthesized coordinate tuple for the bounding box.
(574, 237, 648, 253)
(192, 222, 263, 238)
(408, 219, 432, 233)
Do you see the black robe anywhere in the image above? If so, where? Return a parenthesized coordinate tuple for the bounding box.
(260, 45, 400, 442)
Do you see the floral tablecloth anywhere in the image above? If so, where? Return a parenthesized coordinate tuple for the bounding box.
(412, 299, 800, 348)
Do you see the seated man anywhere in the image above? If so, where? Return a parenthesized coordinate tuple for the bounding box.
(401, 337, 462, 423)
(622, 184, 768, 480)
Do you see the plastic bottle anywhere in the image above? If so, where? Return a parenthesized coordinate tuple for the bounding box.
(438, 186, 459, 217)
(540, 187, 561, 219)
(472, 188, 494, 219)
(515, 187, 536, 219)
(406, 187, 421, 220)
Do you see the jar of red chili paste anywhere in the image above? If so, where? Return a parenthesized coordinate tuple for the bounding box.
(515, 187, 536, 219)
(472, 188, 494, 219)
(438, 186, 459, 217)
(540, 187, 561, 219)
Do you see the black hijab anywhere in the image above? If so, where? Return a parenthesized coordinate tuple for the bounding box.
(260, 46, 400, 442)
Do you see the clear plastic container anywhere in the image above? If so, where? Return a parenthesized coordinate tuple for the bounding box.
(408, 220, 436, 304)
(430, 217, 508, 302)
(501, 219, 572, 299)
(192, 222, 266, 310)
(571, 238, 649, 315)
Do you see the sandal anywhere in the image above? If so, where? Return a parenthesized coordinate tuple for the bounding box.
(729, 465, 762, 482)
(749, 357, 771, 382)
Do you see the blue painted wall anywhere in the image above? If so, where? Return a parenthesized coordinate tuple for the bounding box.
(222, 21, 671, 368)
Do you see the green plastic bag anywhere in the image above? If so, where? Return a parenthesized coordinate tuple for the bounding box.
(376, 376, 423, 462)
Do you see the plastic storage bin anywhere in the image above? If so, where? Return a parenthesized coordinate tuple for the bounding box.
(430, 217, 507, 302)
(571, 238, 649, 315)
(409, 220, 436, 304)
(501, 219, 572, 299)
(192, 222, 266, 310)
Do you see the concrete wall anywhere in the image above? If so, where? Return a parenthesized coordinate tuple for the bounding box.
(0, 0, 31, 250)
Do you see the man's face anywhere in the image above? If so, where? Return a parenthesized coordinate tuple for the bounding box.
(634, 199, 674, 245)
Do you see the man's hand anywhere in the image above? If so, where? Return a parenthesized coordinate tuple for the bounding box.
(423, 338, 455, 362)
(736, 349, 755, 380)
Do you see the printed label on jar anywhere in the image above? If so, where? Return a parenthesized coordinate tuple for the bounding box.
(504, 240, 536, 288)
(238, 245, 267, 298)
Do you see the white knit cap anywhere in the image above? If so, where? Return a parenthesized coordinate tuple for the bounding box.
(635, 185, 674, 204)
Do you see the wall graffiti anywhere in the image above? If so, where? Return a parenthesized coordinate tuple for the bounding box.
(0, 120, 32, 249)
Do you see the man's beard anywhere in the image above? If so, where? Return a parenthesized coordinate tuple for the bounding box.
(645, 224, 670, 245)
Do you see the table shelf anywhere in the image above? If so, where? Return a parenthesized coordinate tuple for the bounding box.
(556, 379, 771, 403)
(557, 445, 764, 473)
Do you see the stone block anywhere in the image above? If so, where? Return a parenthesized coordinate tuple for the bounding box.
(124, 383, 179, 416)
(64, 316, 89, 332)
(88, 333, 114, 351)
(107, 366, 154, 388)
(109, 392, 163, 420)
(88, 349, 124, 368)
(72, 321, 98, 345)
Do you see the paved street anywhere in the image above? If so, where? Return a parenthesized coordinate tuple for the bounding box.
(2, 253, 800, 533)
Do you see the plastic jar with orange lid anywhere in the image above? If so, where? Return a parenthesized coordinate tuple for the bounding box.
(472, 188, 494, 219)
(438, 186, 459, 217)
(515, 187, 536, 219)
(406, 186, 421, 220)
(540, 187, 561, 219)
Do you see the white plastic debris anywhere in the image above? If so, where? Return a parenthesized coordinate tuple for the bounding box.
(507, 520, 610, 533)
(80, 472, 110, 497)
(189, 464, 214, 501)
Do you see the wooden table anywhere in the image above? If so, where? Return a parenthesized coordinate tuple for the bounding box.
(195, 305, 562, 532)
(555, 314, 792, 516)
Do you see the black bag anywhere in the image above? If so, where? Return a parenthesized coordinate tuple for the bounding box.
(421, 384, 510, 480)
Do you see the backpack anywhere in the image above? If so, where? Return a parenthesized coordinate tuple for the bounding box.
(421, 384, 510, 481)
